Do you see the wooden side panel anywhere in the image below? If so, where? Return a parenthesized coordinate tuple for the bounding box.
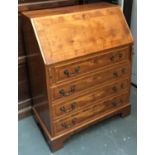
(22, 15, 52, 134)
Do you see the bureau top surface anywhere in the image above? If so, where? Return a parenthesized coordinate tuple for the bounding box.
(23, 2, 133, 65)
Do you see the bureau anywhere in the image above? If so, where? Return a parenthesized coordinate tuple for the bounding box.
(22, 2, 133, 151)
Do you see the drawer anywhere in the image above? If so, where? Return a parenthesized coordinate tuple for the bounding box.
(52, 79, 130, 119)
(54, 93, 129, 134)
(50, 63, 130, 101)
(52, 47, 130, 83)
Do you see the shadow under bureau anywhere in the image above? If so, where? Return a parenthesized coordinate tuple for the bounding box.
(22, 2, 133, 151)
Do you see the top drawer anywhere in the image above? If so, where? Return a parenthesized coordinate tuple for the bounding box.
(51, 46, 131, 83)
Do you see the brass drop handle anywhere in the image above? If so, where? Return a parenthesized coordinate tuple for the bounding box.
(60, 102, 77, 113)
(110, 53, 123, 61)
(113, 68, 127, 78)
(118, 53, 123, 58)
(59, 85, 76, 96)
(64, 66, 80, 77)
(61, 122, 71, 129)
(61, 118, 77, 129)
(110, 55, 115, 61)
(61, 122, 67, 128)
(112, 83, 125, 92)
(112, 98, 123, 106)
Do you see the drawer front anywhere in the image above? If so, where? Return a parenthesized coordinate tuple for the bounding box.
(54, 93, 129, 134)
(51, 63, 130, 101)
(52, 79, 130, 119)
(53, 47, 130, 82)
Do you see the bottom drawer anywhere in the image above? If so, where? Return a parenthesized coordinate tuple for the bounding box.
(54, 93, 129, 134)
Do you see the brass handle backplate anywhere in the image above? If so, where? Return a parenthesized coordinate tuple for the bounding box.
(60, 102, 77, 113)
(59, 85, 76, 96)
(112, 98, 124, 106)
(110, 53, 123, 62)
(64, 66, 80, 77)
(61, 118, 77, 129)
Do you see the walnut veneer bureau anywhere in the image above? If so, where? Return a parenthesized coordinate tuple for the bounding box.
(22, 2, 133, 151)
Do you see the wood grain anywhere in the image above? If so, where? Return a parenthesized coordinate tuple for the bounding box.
(22, 14, 53, 134)
(54, 93, 129, 134)
(22, 2, 133, 65)
(22, 2, 133, 151)
(50, 62, 130, 101)
(52, 79, 130, 120)
(52, 46, 130, 82)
